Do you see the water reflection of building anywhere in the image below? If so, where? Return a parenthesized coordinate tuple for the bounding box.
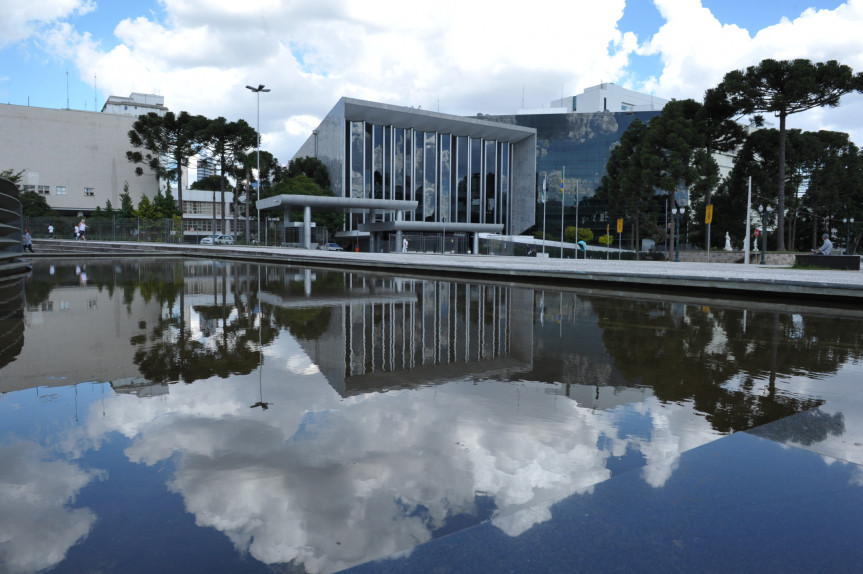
(0, 276, 26, 372)
(260, 271, 535, 396)
(1, 263, 164, 393)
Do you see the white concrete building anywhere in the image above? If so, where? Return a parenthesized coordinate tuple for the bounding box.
(549, 83, 668, 113)
(0, 103, 160, 215)
(183, 188, 237, 238)
(101, 92, 168, 117)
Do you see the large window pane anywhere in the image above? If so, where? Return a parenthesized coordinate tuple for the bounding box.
(414, 131, 424, 221)
(424, 131, 436, 221)
(470, 138, 482, 224)
(440, 134, 451, 223)
(485, 140, 496, 224)
(456, 136, 468, 223)
(395, 128, 405, 202)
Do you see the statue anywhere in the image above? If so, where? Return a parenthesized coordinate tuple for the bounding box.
(724, 232, 733, 251)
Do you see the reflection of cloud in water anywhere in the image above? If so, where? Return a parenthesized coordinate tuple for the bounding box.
(286, 354, 321, 375)
(0, 442, 101, 574)
(70, 363, 730, 573)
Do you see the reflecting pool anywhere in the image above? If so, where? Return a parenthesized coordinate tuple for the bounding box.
(1, 258, 862, 573)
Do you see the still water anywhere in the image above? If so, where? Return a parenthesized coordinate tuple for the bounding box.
(1, 258, 862, 573)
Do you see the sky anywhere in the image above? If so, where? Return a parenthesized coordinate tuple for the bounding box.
(2, 0, 863, 165)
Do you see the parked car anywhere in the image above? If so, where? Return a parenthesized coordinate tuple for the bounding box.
(200, 234, 234, 245)
(324, 242, 344, 251)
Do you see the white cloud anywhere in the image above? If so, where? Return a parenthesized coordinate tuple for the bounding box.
(0, 441, 101, 574)
(9, 0, 863, 170)
(0, 0, 94, 48)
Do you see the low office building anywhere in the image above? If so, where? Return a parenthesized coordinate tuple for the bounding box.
(290, 97, 537, 250)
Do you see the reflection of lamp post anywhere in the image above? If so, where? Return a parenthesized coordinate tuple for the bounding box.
(441, 216, 447, 254)
(758, 204, 772, 265)
(246, 84, 270, 244)
(671, 206, 685, 262)
(844, 217, 855, 254)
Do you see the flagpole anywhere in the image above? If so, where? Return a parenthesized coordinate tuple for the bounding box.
(574, 180, 579, 260)
(542, 175, 547, 254)
(560, 166, 565, 258)
(744, 176, 752, 264)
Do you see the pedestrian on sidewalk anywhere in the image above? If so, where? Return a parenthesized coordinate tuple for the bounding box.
(23, 228, 34, 253)
(48, 224, 54, 238)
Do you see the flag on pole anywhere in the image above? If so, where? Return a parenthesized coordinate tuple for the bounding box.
(541, 176, 547, 203)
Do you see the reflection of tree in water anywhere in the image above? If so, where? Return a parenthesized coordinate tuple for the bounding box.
(591, 298, 834, 433)
(261, 269, 345, 341)
(131, 261, 278, 384)
(749, 408, 845, 446)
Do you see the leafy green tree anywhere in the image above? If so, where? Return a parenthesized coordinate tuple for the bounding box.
(153, 187, 180, 218)
(91, 205, 105, 218)
(270, 174, 345, 233)
(104, 199, 114, 218)
(285, 156, 332, 191)
(1, 169, 24, 184)
(20, 191, 53, 216)
(190, 175, 230, 190)
(199, 117, 257, 234)
(118, 183, 136, 219)
(714, 58, 863, 250)
(137, 195, 158, 219)
(126, 111, 208, 213)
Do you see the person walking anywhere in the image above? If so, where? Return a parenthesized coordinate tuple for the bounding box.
(23, 228, 34, 253)
(78, 219, 87, 240)
(48, 224, 54, 238)
(74, 224, 80, 240)
(402, 237, 409, 253)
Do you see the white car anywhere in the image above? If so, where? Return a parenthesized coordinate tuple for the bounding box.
(200, 234, 234, 245)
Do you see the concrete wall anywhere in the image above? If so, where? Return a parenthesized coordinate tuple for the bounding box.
(676, 250, 797, 265)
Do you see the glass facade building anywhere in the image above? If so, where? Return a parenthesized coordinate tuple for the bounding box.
(295, 98, 537, 239)
(484, 111, 661, 236)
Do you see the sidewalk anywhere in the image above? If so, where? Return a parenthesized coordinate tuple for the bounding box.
(29, 239, 863, 302)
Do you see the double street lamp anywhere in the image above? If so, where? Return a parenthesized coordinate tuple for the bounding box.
(758, 204, 773, 265)
(844, 217, 855, 255)
(671, 206, 685, 262)
(246, 84, 270, 244)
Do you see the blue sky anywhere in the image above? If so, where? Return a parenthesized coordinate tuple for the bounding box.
(1, 0, 861, 162)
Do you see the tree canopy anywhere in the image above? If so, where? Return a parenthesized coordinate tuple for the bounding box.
(714, 58, 863, 250)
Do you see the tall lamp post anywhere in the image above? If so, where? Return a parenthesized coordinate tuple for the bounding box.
(246, 84, 270, 245)
(758, 204, 772, 265)
(844, 217, 855, 254)
(671, 206, 685, 262)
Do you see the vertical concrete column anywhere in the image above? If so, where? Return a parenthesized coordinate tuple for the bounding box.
(369, 209, 377, 252)
(395, 211, 403, 251)
(473, 233, 480, 255)
(303, 205, 312, 249)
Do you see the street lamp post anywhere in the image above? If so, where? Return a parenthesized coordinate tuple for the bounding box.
(671, 206, 685, 262)
(758, 204, 772, 265)
(844, 217, 855, 254)
(246, 84, 270, 245)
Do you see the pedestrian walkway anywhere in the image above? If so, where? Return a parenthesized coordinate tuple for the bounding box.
(28, 239, 863, 302)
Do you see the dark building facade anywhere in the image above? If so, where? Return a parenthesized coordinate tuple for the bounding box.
(483, 110, 661, 236)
